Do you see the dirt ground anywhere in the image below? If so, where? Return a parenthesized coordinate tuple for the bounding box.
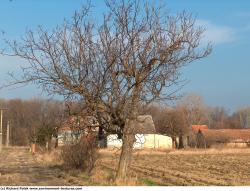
(0, 147, 250, 186)
(0, 147, 89, 186)
(98, 148, 250, 186)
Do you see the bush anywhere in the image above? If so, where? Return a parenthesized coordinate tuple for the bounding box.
(60, 135, 98, 173)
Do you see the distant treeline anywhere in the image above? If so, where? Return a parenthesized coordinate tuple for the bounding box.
(146, 94, 250, 137)
(0, 94, 249, 146)
(0, 98, 63, 146)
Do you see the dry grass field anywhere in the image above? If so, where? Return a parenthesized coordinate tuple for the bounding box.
(0, 147, 250, 186)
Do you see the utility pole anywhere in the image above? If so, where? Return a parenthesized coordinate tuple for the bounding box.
(6, 121, 10, 147)
(0, 109, 3, 152)
(0, 108, 7, 152)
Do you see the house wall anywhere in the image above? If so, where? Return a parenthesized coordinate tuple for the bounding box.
(58, 131, 80, 146)
(107, 134, 172, 149)
(107, 134, 123, 148)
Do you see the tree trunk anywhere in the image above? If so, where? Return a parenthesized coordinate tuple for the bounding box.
(116, 85, 140, 182)
(115, 120, 136, 182)
(172, 137, 176, 149)
(47, 137, 52, 152)
(54, 129, 58, 148)
(178, 136, 184, 149)
(55, 135, 58, 148)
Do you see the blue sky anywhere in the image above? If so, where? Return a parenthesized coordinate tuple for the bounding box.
(0, 0, 249, 112)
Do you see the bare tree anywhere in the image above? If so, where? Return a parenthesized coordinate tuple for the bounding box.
(7, 99, 31, 146)
(208, 106, 229, 129)
(144, 104, 170, 133)
(235, 107, 250, 128)
(1, 0, 211, 181)
(2, 98, 63, 147)
(153, 107, 189, 149)
(177, 93, 208, 126)
(36, 100, 64, 151)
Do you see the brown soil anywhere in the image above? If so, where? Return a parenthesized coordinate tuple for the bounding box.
(1, 147, 250, 186)
(0, 147, 88, 186)
(98, 148, 250, 186)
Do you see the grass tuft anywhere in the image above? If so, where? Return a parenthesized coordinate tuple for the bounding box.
(139, 178, 157, 186)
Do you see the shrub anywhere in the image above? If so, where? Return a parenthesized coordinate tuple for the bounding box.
(60, 135, 98, 173)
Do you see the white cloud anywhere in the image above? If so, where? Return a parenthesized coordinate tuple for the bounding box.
(196, 19, 236, 45)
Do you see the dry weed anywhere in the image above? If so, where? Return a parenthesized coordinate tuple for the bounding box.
(35, 149, 61, 166)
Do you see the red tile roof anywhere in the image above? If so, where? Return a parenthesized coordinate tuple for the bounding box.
(192, 125, 208, 130)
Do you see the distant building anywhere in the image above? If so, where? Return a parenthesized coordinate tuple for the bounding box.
(107, 115, 173, 149)
(57, 115, 100, 146)
(191, 125, 208, 130)
(191, 126, 250, 148)
(58, 115, 174, 149)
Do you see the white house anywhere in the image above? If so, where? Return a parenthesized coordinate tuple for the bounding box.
(107, 115, 173, 149)
(107, 133, 172, 149)
(58, 114, 173, 149)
